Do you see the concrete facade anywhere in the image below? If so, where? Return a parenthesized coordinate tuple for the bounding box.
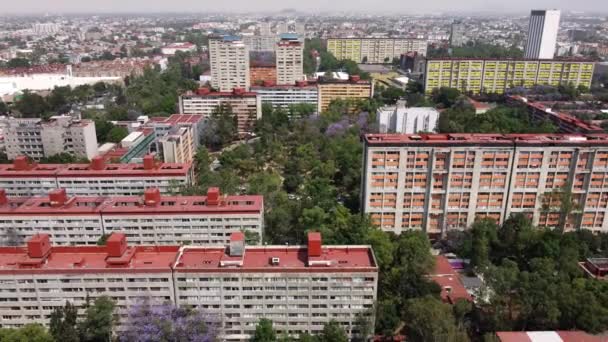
(209, 36, 250, 92)
(0, 187, 264, 246)
(0, 232, 378, 341)
(424, 58, 595, 95)
(377, 102, 439, 134)
(362, 133, 608, 236)
(0, 155, 193, 197)
(3, 116, 98, 161)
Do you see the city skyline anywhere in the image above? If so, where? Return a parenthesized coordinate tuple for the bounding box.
(1, 0, 607, 15)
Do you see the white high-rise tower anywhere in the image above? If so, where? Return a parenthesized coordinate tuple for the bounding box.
(524, 9, 561, 59)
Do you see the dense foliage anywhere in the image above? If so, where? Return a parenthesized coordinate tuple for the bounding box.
(447, 214, 608, 336)
(429, 42, 524, 59)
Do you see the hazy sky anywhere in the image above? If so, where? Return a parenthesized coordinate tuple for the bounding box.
(2, 0, 606, 14)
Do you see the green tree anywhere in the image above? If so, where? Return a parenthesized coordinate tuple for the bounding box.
(432, 87, 461, 108)
(106, 126, 129, 143)
(6, 57, 30, 68)
(251, 318, 276, 342)
(0, 99, 7, 114)
(403, 296, 470, 342)
(50, 301, 79, 342)
(14, 90, 49, 118)
(319, 320, 348, 342)
(0, 324, 53, 342)
(78, 296, 115, 342)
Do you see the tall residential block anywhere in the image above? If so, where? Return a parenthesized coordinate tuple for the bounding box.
(450, 20, 466, 47)
(424, 58, 594, 95)
(209, 35, 250, 91)
(0, 232, 378, 340)
(3, 116, 97, 161)
(276, 34, 304, 85)
(0, 155, 193, 197)
(362, 133, 608, 236)
(317, 76, 373, 113)
(327, 38, 428, 64)
(0, 187, 263, 246)
(251, 80, 318, 113)
(525, 10, 561, 59)
(179, 88, 261, 134)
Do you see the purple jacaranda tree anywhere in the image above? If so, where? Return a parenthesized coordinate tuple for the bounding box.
(119, 300, 218, 342)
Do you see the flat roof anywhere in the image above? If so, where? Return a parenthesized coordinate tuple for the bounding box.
(0, 236, 376, 274)
(495, 331, 604, 342)
(0, 160, 192, 178)
(0, 245, 180, 275)
(0, 193, 263, 216)
(427, 57, 596, 62)
(163, 114, 205, 125)
(364, 133, 608, 147)
(176, 245, 377, 273)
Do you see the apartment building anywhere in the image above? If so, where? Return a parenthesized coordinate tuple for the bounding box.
(250, 81, 318, 112)
(362, 133, 608, 236)
(424, 58, 595, 95)
(179, 88, 261, 134)
(0, 187, 263, 246)
(3, 115, 98, 161)
(0, 155, 193, 197)
(327, 38, 428, 64)
(317, 76, 373, 113)
(157, 127, 194, 163)
(0, 232, 378, 341)
(506, 95, 604, 134)
(276, 35, 304, 85)
(250, 62, 277, 84)
(525, 10, 561, 59)
(377, 101, 439, 133)
(242, 35, 279, 52)
(209, 36, 250, 91)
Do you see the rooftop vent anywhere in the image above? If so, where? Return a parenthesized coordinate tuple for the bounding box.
(307, 232, 322, 257)
(90, 156, 105, 170)
(27, 234, 51, 259)
(207, 187, 220, 206)
(49, 189, 68, 208)
(13, 156, 30, 171)
(144, 188, 161, 206)
(0, 189, 7, 206)
(229, 232, 245, 257)
(271, 257, 280, 265)
(143, 155, 156, 170)
(106, 233, 128, 257)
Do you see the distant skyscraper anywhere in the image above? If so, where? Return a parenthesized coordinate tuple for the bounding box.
(524, 9, 561, 59)
(259, 21, 272, 36)
(208, 36, 250, 91)
(276, 34, 304, 85)
(450, 20, 466, 47)
(277, 22, 289, 34)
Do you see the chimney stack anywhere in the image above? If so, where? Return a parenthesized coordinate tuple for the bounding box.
(0, 189, 7, 206)
(49, 189, 68, 208)
(307, 232, 322, 257)
(229, 232, 245, 256)
(207, 187, 220, 206)
(197, 87, 211, 96)
(90, 156, 105, 170)
(106, 233, 128, 257)
(27, 234, 51, 258)
(13, 156, 30, 171)
(144, 188, 161, 206)
(143, 155, 156, 170)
